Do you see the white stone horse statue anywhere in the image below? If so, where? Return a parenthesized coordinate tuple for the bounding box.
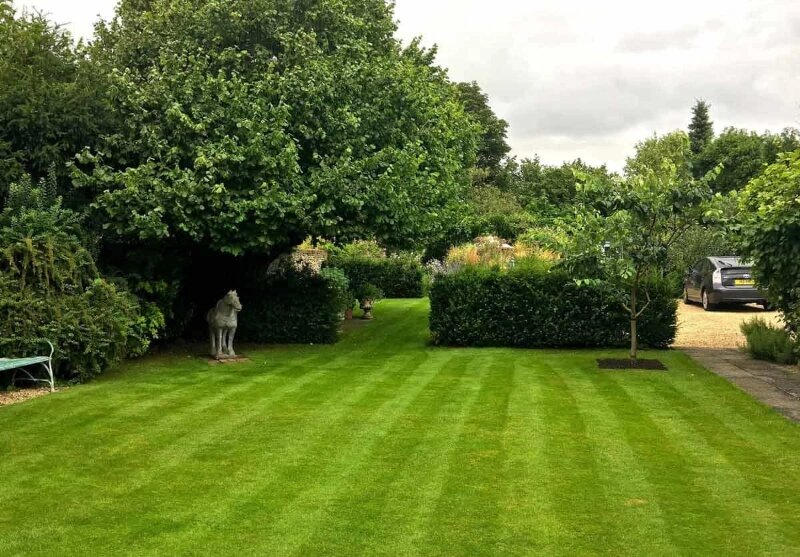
(206, 290, 242, 359)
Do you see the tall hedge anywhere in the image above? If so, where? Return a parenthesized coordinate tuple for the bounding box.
(429, 268, 676, 349)
(332, 256, 424, 298)
(237, 265, 341, 345)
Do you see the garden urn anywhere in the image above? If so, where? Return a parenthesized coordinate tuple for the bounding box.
(360, 299, 374, 320)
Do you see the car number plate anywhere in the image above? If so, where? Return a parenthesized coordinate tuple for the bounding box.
(734, 279, 755, 286)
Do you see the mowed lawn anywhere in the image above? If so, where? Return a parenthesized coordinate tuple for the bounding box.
(1, 300, 799, 556)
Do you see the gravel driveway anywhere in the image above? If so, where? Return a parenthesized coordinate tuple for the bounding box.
(674, 301, 783, 349)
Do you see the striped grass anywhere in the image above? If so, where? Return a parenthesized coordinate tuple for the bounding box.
(1, 299, 798, 555)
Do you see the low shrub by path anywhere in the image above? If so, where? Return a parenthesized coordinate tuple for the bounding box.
(1, 299, 799, 555)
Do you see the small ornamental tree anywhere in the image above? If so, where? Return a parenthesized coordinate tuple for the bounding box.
(568, 159, 717, 364)
(738, 150, 800, 332)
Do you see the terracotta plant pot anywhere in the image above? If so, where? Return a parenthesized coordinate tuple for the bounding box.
(344, 308, 354, 320)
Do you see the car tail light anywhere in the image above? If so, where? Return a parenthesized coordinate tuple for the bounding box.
(712, 269, 723, 288)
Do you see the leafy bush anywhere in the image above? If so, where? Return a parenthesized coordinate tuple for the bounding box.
(0, 173, 159, 381)
(740, 318, 798, 365)
(238, 263, 341, 345)
(429, 267, 676, 349)
(739, 150, 800, 333)
(0, 277, 156, 382)
(319, 266, 353, 313)
(354, 282, 382, 302)
(518, 226, 568, 253)
(331, 255, 424, 298)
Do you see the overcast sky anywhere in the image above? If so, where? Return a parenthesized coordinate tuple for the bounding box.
(16, 0, 800, 170)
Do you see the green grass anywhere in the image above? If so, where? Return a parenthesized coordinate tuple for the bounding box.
(1, 299, 799, 556)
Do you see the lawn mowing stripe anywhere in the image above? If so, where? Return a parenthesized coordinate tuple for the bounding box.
(412, 352, 515, 555)
(209, 352, 471, 555)
(596, 371, 761, 555)
(145, 350, 448, 554)
(640, 376, 800, 550)
(555, 364, 677, 556)
(529, 358, 623, 555)
(491, 355, 559, 554)
(290, 349, 487, 555)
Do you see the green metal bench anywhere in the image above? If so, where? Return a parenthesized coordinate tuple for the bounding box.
(0, 341, 55, 392)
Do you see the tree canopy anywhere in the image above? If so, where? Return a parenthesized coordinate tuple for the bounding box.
(77, 0, 479, 255)
(454, 81, 510, 180)
(693, 127, 800, 192)
(0, 2, 111, 202)
(738, 149, 800, 332)
(625, 131, 692, 182)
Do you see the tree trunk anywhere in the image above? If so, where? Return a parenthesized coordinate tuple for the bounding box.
(630, 283, 638, 366)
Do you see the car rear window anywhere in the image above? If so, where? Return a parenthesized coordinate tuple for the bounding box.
(711, 257, 747, 268)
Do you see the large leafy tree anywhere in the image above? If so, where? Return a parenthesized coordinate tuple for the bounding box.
(688, 99, 714, 156)
(511, 156, 614, 219)
(625, 131, 692, 182)
(0, 2, 111, 202)
(454, 81, 510, 181)
(694, 127, 800, 192)
(738, 150, 800, 332)
(77, 0, 478, 255)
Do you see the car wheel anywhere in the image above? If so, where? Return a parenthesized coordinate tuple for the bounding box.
(683, 288, 691, 304)
(702, 290, 716, 312)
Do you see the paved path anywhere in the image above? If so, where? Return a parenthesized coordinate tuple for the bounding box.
(683, 347, 800, 422)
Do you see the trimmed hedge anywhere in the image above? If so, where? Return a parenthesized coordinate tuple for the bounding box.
(238, 265, 341, 345)
(332, 256, 424, 298)
(429, 268, 677, 349)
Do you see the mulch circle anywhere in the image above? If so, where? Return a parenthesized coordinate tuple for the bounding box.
(597, 358, 667, 371)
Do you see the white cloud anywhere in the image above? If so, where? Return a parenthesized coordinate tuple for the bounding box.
(16, 0, 800, 171)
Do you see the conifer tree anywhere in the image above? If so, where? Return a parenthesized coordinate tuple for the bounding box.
(688, 100, 714, 155)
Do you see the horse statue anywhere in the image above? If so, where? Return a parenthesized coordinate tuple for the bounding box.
(207, 290, 243, 359)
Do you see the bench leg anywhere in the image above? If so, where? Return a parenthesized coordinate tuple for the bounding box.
(42, 361, 54, 392)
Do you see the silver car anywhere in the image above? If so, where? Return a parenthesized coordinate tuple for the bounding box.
(683, 256, 770, 311)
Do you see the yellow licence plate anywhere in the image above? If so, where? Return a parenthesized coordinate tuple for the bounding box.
(735, 279, 755, 286)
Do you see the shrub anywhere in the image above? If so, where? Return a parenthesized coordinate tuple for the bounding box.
(518, 226, 568, 253)
(331, 255, 424, 298)
(740, 318, 798, 365)
(0, 173, 159, 382)
(0, 277, 155, 382)
(319, 267, 353, 313)
(429, 267, 676, 349)
(354, 282, 382, 302)
(237, 262, 341, 345)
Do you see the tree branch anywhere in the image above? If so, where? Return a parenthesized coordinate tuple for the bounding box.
(635, 289, 652, 319)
